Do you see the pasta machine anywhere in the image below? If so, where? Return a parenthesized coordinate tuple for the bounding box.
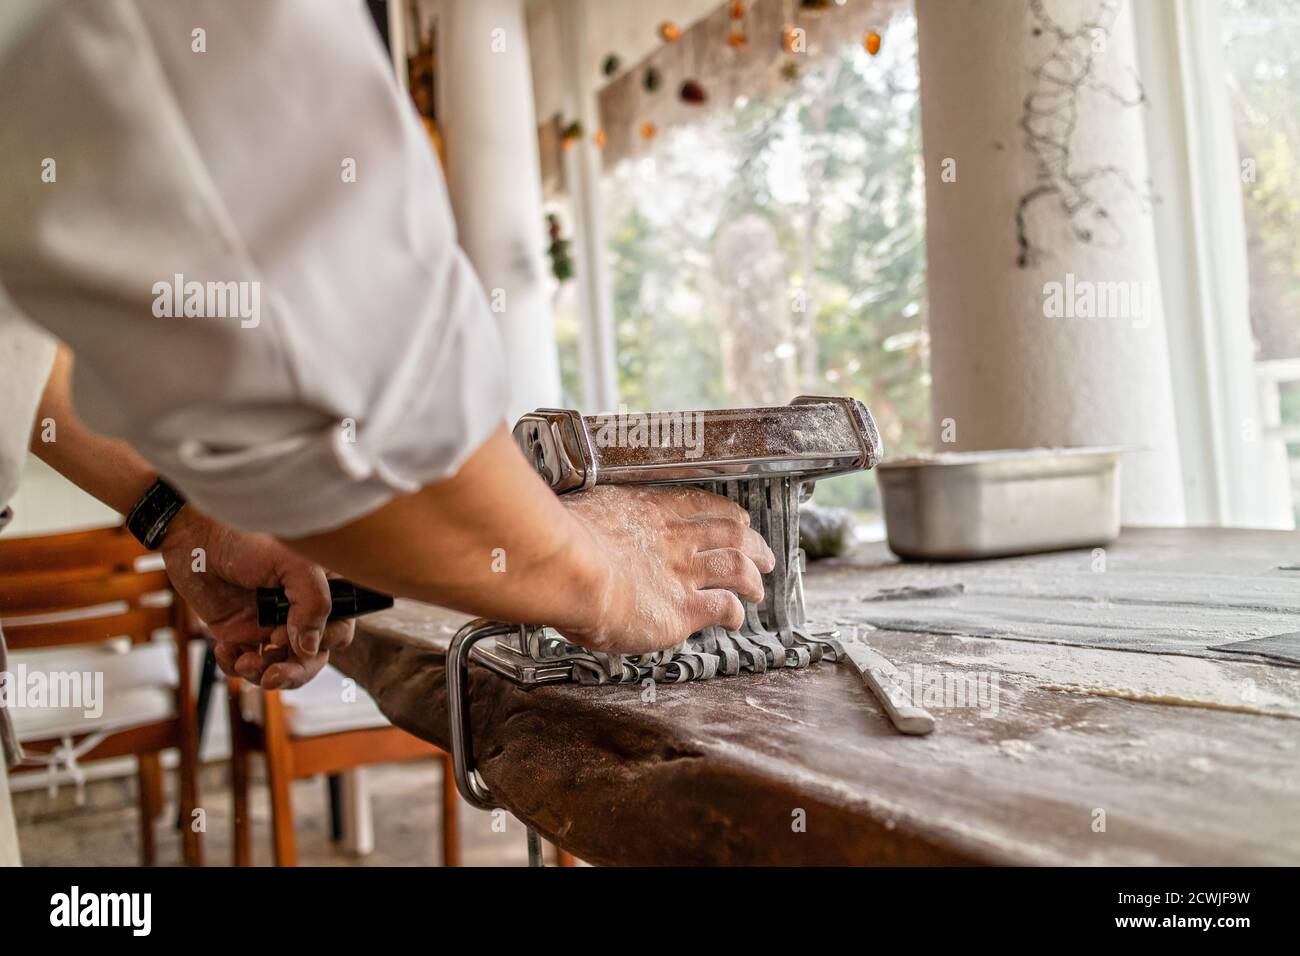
(448, 396, 885, 830)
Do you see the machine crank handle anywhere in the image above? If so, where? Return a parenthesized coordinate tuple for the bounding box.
(255, 579, 395, 628)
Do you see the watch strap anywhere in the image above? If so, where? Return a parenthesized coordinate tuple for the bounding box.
(126, 478, 186, 550)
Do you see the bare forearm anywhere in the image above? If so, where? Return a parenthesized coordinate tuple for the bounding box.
(32, 348, 601, 633)
(30, 345, 160, 516)
(287, 426, 606, 635)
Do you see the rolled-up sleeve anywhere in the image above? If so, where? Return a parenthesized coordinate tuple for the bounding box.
(0, 0, 508, 536)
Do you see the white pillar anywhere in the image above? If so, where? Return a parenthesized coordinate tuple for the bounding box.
(916, 0, 1186, 525)
(556, 0, 620, 414)
(438, 0, 562, 420)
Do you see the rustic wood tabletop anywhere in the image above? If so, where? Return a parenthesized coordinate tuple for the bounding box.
(340, 527, 1300, 865)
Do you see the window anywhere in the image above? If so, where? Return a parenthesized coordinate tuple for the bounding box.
(1220, 0, 1300, 522)
(600, 9, 927, 524)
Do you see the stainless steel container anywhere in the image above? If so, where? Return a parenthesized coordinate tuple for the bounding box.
(877, 448, 1122, 561)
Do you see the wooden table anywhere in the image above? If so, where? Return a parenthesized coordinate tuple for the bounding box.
(337, 528, 1300, 865)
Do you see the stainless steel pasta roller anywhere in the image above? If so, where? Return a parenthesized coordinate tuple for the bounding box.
(448, 395, 885, 815)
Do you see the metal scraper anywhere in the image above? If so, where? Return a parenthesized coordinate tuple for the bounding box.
(838, 637, 935, 736)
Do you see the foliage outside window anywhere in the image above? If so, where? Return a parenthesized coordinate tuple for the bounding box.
(601, 12, 928, 522)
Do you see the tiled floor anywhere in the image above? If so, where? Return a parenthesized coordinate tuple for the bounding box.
(13, 758, 547, 867)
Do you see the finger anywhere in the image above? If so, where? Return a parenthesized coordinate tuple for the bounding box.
(692, 548, 765, 603)
(682, 516, 775, 571)
(203, 612, 269, 648)
(263, 650, 330, 691)
(689, 589, 746, 633)
(747, 527, 776, 573)
(233, 648, 268, 683)
(232, 643, 289, 684)
(279, 563, 333, 657)
(653, 486, 751, 524)
(214, 641, 244, 677)
(320, 619, 355, 652)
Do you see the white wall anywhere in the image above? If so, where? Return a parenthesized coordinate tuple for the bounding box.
(1, 456, 117, 538)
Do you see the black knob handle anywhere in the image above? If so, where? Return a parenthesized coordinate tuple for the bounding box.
(255, 579, 394, 628)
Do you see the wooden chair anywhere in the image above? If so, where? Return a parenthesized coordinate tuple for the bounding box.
(227, 670, 460, 866)
(0, 525, 203, 866)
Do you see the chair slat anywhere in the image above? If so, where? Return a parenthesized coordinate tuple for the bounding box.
(0, 525, 145, 574)
(0, 606, 175, 649)
(12, 720, 178, 765)
(0, 569, 171, 616)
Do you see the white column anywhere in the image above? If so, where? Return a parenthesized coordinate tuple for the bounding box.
(556, 0, 619, 413)
(438, 0, 562, 420)
(916, 0, 1186, 525)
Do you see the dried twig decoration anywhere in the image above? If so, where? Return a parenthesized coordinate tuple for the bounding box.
(1015, 0, 1148, 267)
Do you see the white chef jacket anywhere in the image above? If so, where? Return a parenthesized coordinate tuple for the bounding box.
(0, 0, 509, 537)
(0, 307, 57, 769)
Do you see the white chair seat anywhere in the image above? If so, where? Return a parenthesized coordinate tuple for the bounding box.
(240, 664, 390, 738)
(7, 641, 178, 743)
(12, 686, 175, 742)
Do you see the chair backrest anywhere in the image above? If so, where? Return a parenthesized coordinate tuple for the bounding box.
(0, 524, 179, 651)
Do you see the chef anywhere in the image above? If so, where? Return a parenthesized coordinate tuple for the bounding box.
(0, 0, 773, 864)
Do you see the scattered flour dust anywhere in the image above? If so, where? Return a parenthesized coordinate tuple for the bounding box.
(1038, 684, 1300, 719)
(940, 637, 1300, 720)
(743, 695, 817, 727)
(997, 739, 1038, 761)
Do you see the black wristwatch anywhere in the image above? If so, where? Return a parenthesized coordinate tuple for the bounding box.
(126, 478, 187, 550)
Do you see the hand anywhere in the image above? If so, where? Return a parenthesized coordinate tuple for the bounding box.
(555, 485, 776, 654)
(159, 511, 354, 689)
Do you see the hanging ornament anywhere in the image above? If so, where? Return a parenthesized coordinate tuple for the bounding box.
(643, 66, 663, 92)
(658, 21, 682, 43)
(640, 121, 658, 140)
(592, 129, 607, 149)
(680, 79, 708, 105)
(561, 119, 583, 151)
(602, 53, 622, 77)
(727, 0, 747, 49)
(864, 30, 882, 55)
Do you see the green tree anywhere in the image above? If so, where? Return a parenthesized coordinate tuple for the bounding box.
(604, 14, 929, 517)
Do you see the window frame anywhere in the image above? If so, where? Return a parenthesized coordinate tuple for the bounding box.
(1133, 0, 1293, 527)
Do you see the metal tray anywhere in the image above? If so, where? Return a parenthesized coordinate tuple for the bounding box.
(877, 447, 1122, 561)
